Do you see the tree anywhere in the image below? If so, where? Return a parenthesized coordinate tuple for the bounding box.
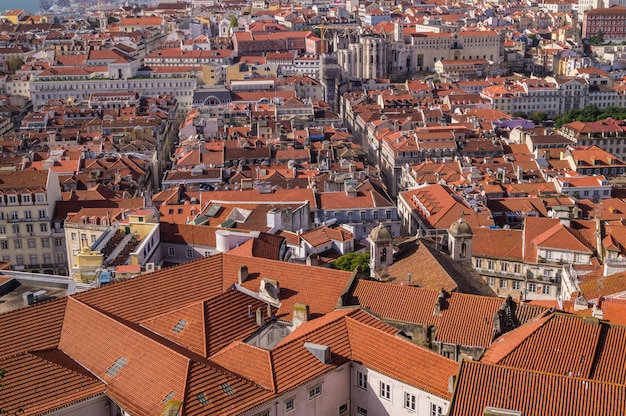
(512, 111, 527, 119)
(590, 28, 604, 45)
(331, 252, 370, 276)
(531, 111, 548, 125)
(229, 15, 239, 28)
(7, 57, 23, 74)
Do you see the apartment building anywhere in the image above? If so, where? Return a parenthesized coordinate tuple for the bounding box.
(29, 63, 196, 117)
(583, 5, 626, 40)
(0, 170, 65, 275)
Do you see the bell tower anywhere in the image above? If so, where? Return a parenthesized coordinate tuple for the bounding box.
(368, 223, 393, 278)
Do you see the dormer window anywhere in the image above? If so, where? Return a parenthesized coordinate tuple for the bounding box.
(7, 195, 17, 205)
(21, 194, 31, 204)
(36, 194, 46, 204)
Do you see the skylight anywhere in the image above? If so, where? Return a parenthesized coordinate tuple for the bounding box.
(172, 319, 189, 334)
(162, 391, 175, 404)
(221, 382, 235, 396)
(105, 356, 128, 377)
(197, 392, 210, 406)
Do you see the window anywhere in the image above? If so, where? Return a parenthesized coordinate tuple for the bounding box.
(431, 403, 443, 416)
(39, 210, 46, 219)
(357, 407, 368, 416)
(24, 211, 31, 220)
(284, 397, 295, 413)
(528, 283, 537, 293)
(36, 194, 45, 203)
(7, 195, 16, 204)
(379, 381, 391, 400)
(29, 254, 38, 266)
(26, 224, 33, 234)
(15, 255, 23, 265)
(168, 247, 175, 256)
(514, 263, 521, 273)
(0, 241, 7, 250)
(0, 226, 5, 234)
(373, 210, 379, 220)
(386, 210, 392, 220)
(254, 411, 269, 416)
(499, 279, 507, 289)
(357, 370, 368, 390)
(12, 224, 20, 235)
(186, 248, 193, 258)
(71, 233, 77, 241)
(475, 258, 482, 268)
(501, 262, 508, 272)
(512, 281, 521, 290)
(404, 392, 416, 410)
(308, 384, 322, 399)
(27, 239, 36, 248)
(360, 211, 366, 221)
(338, 402, 349, 415)
(55, 238, 63, 247)
(488, 277, 495, 286)
(10, 211, 17, 220)
(40, 223, 47, 232)
(542, 285, 550, 295)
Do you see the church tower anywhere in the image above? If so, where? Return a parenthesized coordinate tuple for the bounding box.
(448, 217, 473, 262)
(368, 223, 393, 278)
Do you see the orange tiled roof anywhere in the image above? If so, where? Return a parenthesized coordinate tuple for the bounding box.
(351, 280, 545, 348)
(483, 312, 626, 385)
(449, 361, 626, 416)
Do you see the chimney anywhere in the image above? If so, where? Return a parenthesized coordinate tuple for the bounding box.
(255, 306, 265, 326)
(292, 303, 310, 328)
(448, 375, 456, 393)
(238, 265, 249, 284)
(433, 288, 448, 316)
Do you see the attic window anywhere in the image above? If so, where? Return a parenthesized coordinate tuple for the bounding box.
(172, 319, 188, 334)
(197, 392, 210, 406)
(221, 382, 235, 396)
(162, 391, 175, 404)
(106, 356, 128, 377)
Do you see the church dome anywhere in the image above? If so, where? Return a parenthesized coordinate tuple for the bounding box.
(449, 217, 473, 238)
(369, 223, 392, 243)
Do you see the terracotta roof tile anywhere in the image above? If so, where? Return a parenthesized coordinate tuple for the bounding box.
(449, 361, 626, 416)
(351, 280, 546, 348)
(211, 342, 274, 390)
(482, 313, 626, 384)
(347, 318, 458, 400)
(0, 351, 105, 415)
(0, 297, 67, 360)
(183, 361, 274, 415)
(59, 298, 190, 415)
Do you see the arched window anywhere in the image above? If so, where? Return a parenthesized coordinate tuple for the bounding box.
(460, 242, 467, 258)
(381, 247, 387, 262)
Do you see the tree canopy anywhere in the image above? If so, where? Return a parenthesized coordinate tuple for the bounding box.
(555, 105, 626, 127)
(331, 252, 370, 275)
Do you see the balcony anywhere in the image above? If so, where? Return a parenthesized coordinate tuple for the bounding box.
(474, 266, 523, 279)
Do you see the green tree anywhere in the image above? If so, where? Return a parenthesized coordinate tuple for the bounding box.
(229, 15, 239, 27)
(7, 57, 23, 74)
(531, 111, 548, 125)
(512, 111, 527, 119)
(332, 252, 370, 276)
(590, 28, 604, 44)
